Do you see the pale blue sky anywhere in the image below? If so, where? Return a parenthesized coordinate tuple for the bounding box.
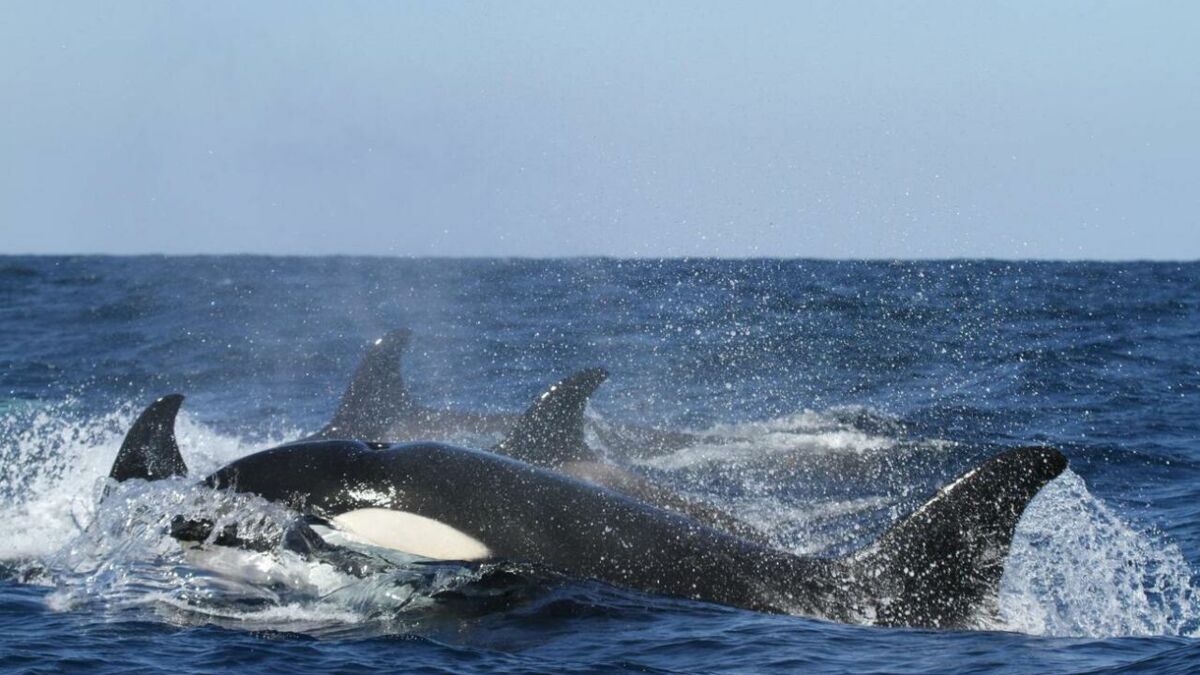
(2, 2, 1197, 258)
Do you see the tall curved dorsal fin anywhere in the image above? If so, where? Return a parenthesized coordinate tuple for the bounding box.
(110, 394, 188, 482)
(493, 367, 608, 467)
(322, 329, 414, 441)
(846, 446, 1067, 628)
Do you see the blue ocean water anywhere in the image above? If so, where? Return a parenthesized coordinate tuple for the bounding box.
(1, 256, 1198, 673)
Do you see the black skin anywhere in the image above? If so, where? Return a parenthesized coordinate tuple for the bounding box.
(202, 440, 1067, 628)
(110, 395, 1067, 627)
(315, 335, 770, 543)
(207, 441, 836, 616)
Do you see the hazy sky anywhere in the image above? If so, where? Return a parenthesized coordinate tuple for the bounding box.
(2, 2, 1197, 258)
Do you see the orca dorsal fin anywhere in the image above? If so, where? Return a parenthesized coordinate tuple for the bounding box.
(493, 367, 608, 467)
(322, 329, 414, 441)
(110, 394, 188, 482)
(847, 446, 1067, 628)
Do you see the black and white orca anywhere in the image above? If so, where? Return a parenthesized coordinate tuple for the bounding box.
(108, 394, 1066, 628)
(312, 331, 764, 541)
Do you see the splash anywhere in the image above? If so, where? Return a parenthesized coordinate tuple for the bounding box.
(621, 409, 1200, 638)
(5, 401, 1200, 639)
(0, 399, 551, 634)
(733, 495, 895, 556)
(34, 464, 527, 635)
(0, 398, 132, 560)
(0, 398, 292, 560)
(998, 471, 1200, 638)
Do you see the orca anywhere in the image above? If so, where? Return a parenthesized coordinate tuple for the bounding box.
(310, 329, 702, 454)
(107, 395, 1067, 629)
(491, 367, 768, 542)
(311, 329, 513, 442)
(313, 330, 766, 542)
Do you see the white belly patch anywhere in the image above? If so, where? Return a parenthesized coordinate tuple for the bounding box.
(330, 508, 492, 561)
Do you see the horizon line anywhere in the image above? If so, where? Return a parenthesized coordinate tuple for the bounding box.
(2, 252, 1198, 264)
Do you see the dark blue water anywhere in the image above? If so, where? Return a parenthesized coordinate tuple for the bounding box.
(2, 256, 1198, 673)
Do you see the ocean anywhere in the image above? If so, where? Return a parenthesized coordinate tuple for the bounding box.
(1, 256, 1198, 673)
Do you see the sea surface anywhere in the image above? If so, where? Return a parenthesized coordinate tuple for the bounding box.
(1, 256, 1198, 673)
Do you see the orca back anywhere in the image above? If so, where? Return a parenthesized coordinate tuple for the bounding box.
(845, 446, 1067, 627)
(493, 367, 608, 466)
(321, 329, 415, 441)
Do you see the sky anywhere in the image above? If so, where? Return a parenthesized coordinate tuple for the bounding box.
(1, 2, 1197, 259)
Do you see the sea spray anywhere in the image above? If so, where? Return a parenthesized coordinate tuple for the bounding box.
(0, 399, 297, 560)
(627, 411, 1200, 637)
(8, 402, 1200, 639)
(999, 471, 1200, 638)
(0, 398, 130, 560)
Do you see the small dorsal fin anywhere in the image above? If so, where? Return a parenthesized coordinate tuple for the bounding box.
(321, 329, 414, 441)
(493, 368, 608, 467)
(110, 394, 188, 482)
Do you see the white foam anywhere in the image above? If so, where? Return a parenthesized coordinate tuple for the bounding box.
(0, 399, 129, 560)
(997, 471, 1200, 638)
(632, 409, 899, 472)
(0, 399, 292, 560)
(0, 399, 512, 632)
(613, 411, 1200, 638)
